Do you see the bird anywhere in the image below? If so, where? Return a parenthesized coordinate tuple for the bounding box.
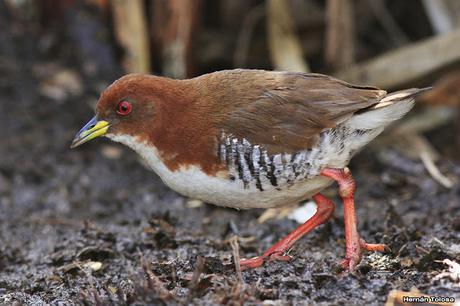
(71, 69, 428, 272)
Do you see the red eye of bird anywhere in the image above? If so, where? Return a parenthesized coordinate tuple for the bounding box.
(117, 101, 132, 115)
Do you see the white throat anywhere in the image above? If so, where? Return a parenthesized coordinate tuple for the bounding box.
(106, 133, 166, 174)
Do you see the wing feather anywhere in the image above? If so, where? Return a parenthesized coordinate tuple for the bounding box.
(213, 70, 386, 154)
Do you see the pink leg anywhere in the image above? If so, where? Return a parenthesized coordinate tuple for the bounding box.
(240, 193, 335, 270)
(320, 167, 387, 272)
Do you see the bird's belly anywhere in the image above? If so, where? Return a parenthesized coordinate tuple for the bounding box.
(159, 167, 333, 209)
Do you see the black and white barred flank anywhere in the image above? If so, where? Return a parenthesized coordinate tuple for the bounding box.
(217, 127, 373, 191)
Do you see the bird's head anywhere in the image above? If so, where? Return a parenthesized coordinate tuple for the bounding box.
(71, 72, 226, 174)
(71, 74, 175, 149)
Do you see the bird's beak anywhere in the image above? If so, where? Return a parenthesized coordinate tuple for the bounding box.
(71, 116, 109, 148)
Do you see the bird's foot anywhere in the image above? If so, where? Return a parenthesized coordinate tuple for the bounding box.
(320, 167, 389, 272)
(240, 251, 291, 270)
(340, 238, 388, 271)
(239, 193, 334, 271)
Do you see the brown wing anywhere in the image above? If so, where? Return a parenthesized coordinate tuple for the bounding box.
(216, 71, 387, 154)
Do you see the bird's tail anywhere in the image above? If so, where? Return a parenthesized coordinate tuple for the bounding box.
(345, 87, 431, 130)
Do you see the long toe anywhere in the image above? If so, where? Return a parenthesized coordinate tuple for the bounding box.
(363, 242, 388, 252)
(240, 256, 265, 270)
(240, 252, 292, 270)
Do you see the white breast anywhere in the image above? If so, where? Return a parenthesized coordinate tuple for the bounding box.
(106, 134, 334, 209)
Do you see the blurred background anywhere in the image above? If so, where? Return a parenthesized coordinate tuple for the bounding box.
(3, 0, 460, 156)
(1, 0, 460, 305)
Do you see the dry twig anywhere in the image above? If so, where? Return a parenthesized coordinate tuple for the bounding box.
(266, 0, 309, 72)
(228, 235, 243, 285)
(151, 0, 201, 78)
(233, 4, 265, 68)
(325, 0, 355, 69)
(257, 206, 297, 223)
(368, 0, 409, 46)
(111, 0, 150, 73)
(422, 0, 460, 34)
(187, 256, 205, 302)
(335, 29, 460, 89)
(420, 151, 453, 188)
(141, 257, 177, 301)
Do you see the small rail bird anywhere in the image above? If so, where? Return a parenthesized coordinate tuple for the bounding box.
(71, 69, 427, 272)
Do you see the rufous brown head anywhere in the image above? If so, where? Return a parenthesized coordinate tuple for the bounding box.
(71, 74, 172, 148)
(71, 72, 224, 175)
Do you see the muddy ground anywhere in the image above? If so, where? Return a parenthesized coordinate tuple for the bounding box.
(1, 10, 460, 306)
